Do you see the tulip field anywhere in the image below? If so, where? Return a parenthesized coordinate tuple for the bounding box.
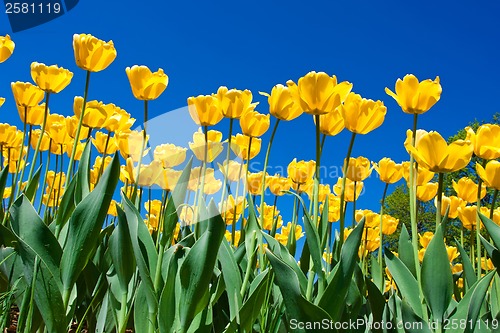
(2, 33, 500, 333)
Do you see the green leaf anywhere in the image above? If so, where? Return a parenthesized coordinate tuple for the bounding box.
(421, 223, 453, 322)
(398, 223, 416, 277)
(317, 218, 365, 321)
(0, 167, 9, 217)
(401, 299, 432, 333)
(24, 164, 41, 201)
(134, 281, 153, 332)
(370, 255, 383, 292)
(178, 200, 226, 331)
(479, 235, 500, 271)
(109, 205, 135, 293)
(161, 158, 192, 247)
(60, 154, 119, 293)
(75, 140, 91, 203)
(455, 237, 477, 288)
(385, 250, 423, 318)
(218, 239, 243, 321)
(365, 279, 385, 333)
(479, 212, 500, 250)
(54, 174, 78, 233)
(266, 249, 332, 333)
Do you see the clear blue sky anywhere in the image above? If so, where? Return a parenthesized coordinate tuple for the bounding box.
(1, 0, 500, 222)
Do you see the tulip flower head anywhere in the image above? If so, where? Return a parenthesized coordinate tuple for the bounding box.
(476, 160, 500, 190)
(11, 82, 44, 108)
(31, 62, 73, 94)
(341, 92, 387, 135)
(126, 65, 169, 100)
(0, 35, 15, 63)
(73, 34, 117, 72)
(373, 158, 403, 184)
(259, 84, 302, 121)
(217, 86, 258, 119)
(385, 74, 442, 114)
(240, 110, 270, 137)
(465, 124, 500, 160)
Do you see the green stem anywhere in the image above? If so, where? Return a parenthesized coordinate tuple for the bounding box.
(339, 132, 356, 247)
(378, 182, 389, 288)
(476, 159, 487, 280)
(490, 189, 498, 219)
(240, 231, 257, 298)
(28, 92, 50, 182)
(66, 71, 90, 184)
(220, 118, 234, 211)
(313, 115, 321, 234)
(436, 172, 444, 228)
(132, 100, 149, 203)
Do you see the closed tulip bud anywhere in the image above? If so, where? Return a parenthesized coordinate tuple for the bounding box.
(476, 161, 500, 190)
(73, 33, 117, 72)
(126, 65, 169, 100)
(189, 129, 223, 162)
(0, 35, 15, 63)
(92, 132, 118, 155)
(385, 74, 442, 114)
(217, 86, 258, 119)
(247, 171, 268, 195)
(65, 139, 85, 161)
(73, 96, 110, 129)
(457, 206, 480, 230)
(320, 194, 341, 222)
(402, 161, 435, 186)
(289, 71, 352, 115)
(452, 177, 486, 203)
(434, 195, 465, 219)
(465, 124, 500, 160)
(230, 134, 261, 160)
(65, 115, 89, 140)
(218, 160, 246, 182)
(381, 215, 399, 235)
(17, 103, 47, 126)
(30, 129, 50, 151)
(341, 92, 387, 135)
(267, 175, 292, 196)
(287, 159, 316, 185)
(344, 156, 372, 182)
(404, 129, 473, 173)
(317, 108, 344, 136)
(155, 168, 182, 192)
(416, 182, 438, 201)
(259, 84, 302, 121)
(154, 143, 187, 168)
(240, 110, 270, 137)
(30, 62, 73, 93)
(187, 94, 223, 126)
(419, 231, 434, 249)
(373, 158, 403, 184)
(333, 177, 363, 202)
(11, 82, 44, 107)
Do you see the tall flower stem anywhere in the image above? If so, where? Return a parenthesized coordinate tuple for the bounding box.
(352, 181, 358, 227)
(490, 189, 498, 219)
(339, 132, 356, 247)
(475, 159, 487, 280)
(259, 119, 280, 228)
(66, 70, 91, 185)
(194, 126, 209, 238)
(132, 100, 149, 203)
(378, 182, 389, 285)
(407, 114, 427, 320)
(28, 92, 50, 182)
(9, 107, 28, 204)
(313, 115, 321, 231)
(220, 118, 234, 212)
(436, 172, 444, 228)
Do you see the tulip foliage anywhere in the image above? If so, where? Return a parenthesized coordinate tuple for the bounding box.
(1, 34, 500, 333)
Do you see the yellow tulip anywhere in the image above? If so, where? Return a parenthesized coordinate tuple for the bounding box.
(189, 129, 224, 162)
(73, 97, 110, 129)
(65, 115, 89, 140)
(381, 214, 399, 235)
(73, 33, 117, 72)
(341, 92, 387, 134)
(452, 177, 486, 203)
(108, 200, 119, 217)
(65, 139, 85, 161)
(481, 258, 494, 271)
(155, 168, 182, 192)
(373, 158, 403, 184)
(320, 193, 341, 222)
(259, 84, 302, 121)
(465, 124, 500, 160)
(92, 132, 118, 155)
(288, 71, 352, 115)
(217, 86, 258, 119)
(0, 98, 4, 107)
(457, 206, 480, 230)
(247, 171, 269, 195)
(47, 114, 69, 145)
(17, 103, 47, 126)
(221, 195, 245, 224)
(257, 203, 283, 231)
(218, 160, 246, 182)
(344, 156, 372, 182)
(304, 183, 331, 202)
(404, 129, 473, 173)
(204, 172, 222, 195)
(416, 182, 438, 201)
(187, 167, 217, 192)
(125, 65, 169, 100)
(30, 129, 50, 152)
(355, 209, 379, 228)
(116, 130, 148, 161)
(276, 222, 304, 245)
(402, 161, 435, 186)
(385, 74, 442, 114)
(317, 108, 344, 136)
(333, 177, 363, 202)
(230, 134, 261, 160)
(11, 82, 44, 107)
(187, 94, 223, 126)
(476, 161, 500, 190)
(125, 158, 163, 187)
(0, 124, 18, 146)
(102, 105, 135, 132)
(225, 230, 242, 246)
(435, 195, 465, 219)
(0, 35, 15, 63)
(446, 246, 459, 262)
(267, 175, 292, 196)
(287, 159, 316, 185)
(419, 231, 434, 249)
(240, 110, 270, 137)
(154, 143, 187, 168)
(30, 62, 73, 93)
(144, 199, 162, 216)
